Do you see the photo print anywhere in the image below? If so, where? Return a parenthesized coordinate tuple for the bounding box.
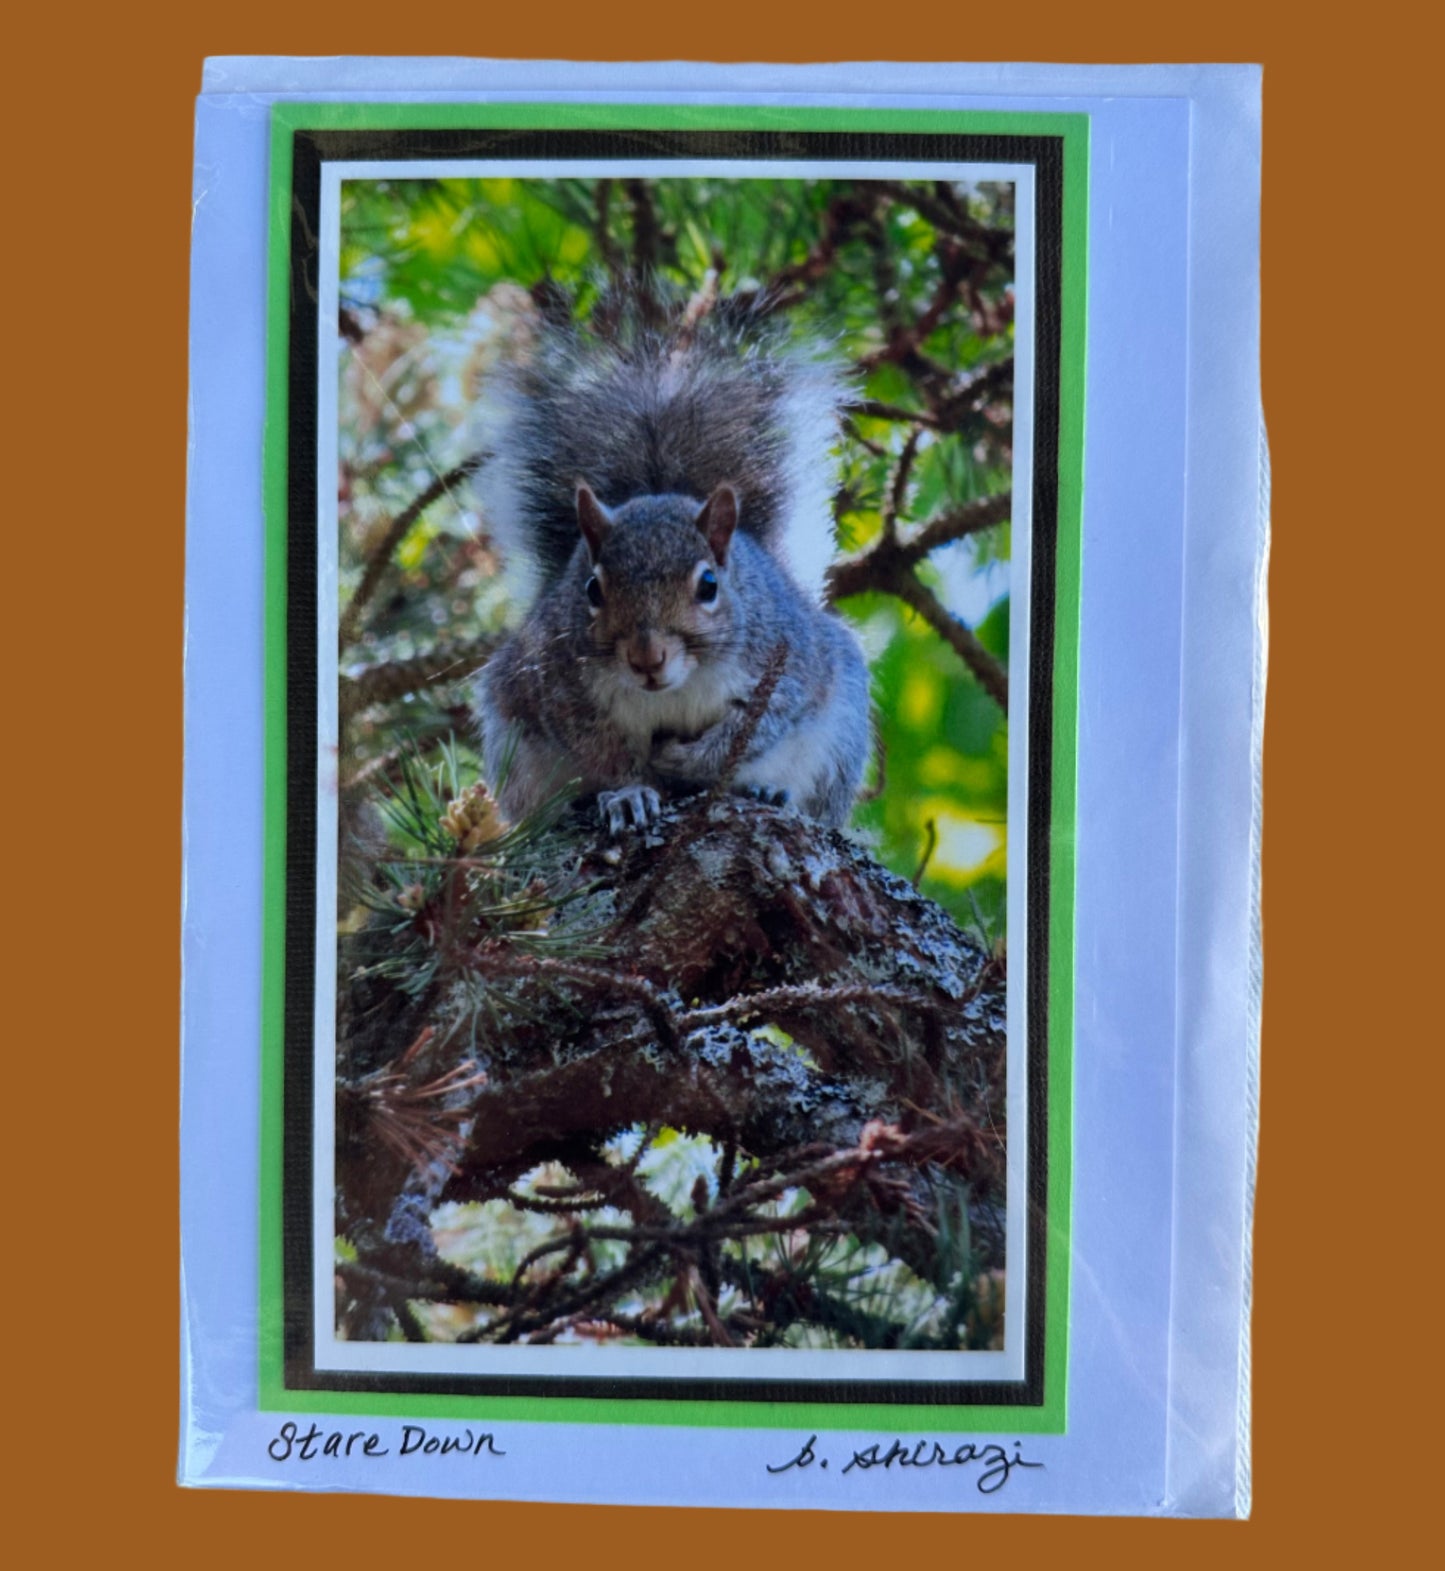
(270, 112, 1081, 1419)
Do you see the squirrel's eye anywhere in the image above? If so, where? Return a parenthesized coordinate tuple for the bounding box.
(586, 575, 604, 610)
(697, 569, 719, 604)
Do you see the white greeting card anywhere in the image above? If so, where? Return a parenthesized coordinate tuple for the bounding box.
(181, 58, 1263, 1515)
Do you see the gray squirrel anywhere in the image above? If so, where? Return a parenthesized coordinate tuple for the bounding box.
(471, 300, 871, 833)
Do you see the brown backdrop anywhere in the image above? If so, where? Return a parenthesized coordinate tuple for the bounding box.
(13, 9, 1432, 1562)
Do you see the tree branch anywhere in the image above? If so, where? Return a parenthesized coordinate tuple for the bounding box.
(445, 1022, 878, 1196)
(844, 399, 940, 428)
(889, 572, 1009, 711)
(866, 180, 1014, 263)
(901, 490, 1012, 561)
(592, 178, 624, 281)
(624, 179, 661, 282)
(341, 633, 497, 716)
(844, 357, 1011, 437)
(825, 491, 1011, 714)
(737, 192, 867, 316)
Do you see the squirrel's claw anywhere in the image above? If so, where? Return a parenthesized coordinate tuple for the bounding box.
(738, 784, 791, 808)
(598, 784, 663, 835)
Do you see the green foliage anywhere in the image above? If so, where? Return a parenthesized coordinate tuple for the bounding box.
(853, 597, 1008, 937)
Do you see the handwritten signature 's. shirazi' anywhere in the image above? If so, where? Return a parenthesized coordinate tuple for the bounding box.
(766, 1434, 1044, 1495)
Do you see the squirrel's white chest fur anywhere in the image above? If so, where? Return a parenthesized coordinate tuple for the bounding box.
(591, 660, 748, 751)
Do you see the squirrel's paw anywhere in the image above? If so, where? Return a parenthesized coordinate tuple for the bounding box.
(598, 784, 663, 835)
(650, 736, 712, 779)
(737, 784, 791, 809)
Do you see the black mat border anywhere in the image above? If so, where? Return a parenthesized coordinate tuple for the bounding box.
(282, 125, 1065, 1409)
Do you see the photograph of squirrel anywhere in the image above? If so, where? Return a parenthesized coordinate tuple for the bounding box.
(332, 177, 1015, 1355)
(472, 303, 871, 833)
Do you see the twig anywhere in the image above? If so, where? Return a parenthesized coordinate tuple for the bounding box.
(502, 1188, 604, 1215)
(572, 1156, 678, 1231)
(674, 269, 719, 350)
(585, 1311, 715, 1347)
(868, 180, 1013, 262)
(682, 979, 940, 1031)
(825, 494, 1010, 713)
(592, 178, 624, 280)
(934, 358, 1013, 429)
(840, 419, 890, 457)
(845, 399, 940, 429)
(738, 192, 863, 316)
(343, 1032, 488, 1177)
(890, 573, 1009, 711)
(715, 639, 790, 795)
(339, 1255, 513, 1309)
(857, 239, 971, 372)
(341, 633, 497, 716)
(510, 1233, 583, 1290)
(827, 489, 1011, 604)
(912, 819, 939, 886)
(617, 640, 789, 929)
(471, 1244, 667, 1343)
(845, 358, 1012, 438)
(900, 490, 1012, 562)
(883, 428, 923, 542)
(624, 179, 660, 282)
(522, 955, 683, 1054)
(337, 705, 472, 792)
(338, 456, 482, 650)
(691, 1272, 736, 1347)
(535, 1214, 848, 1247)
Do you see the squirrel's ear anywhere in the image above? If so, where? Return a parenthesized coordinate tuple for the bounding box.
(696, 485, 739, 565)
(576, 484, 612, 562)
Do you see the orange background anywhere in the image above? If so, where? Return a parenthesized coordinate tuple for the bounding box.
(13, 9, 1432, 1563)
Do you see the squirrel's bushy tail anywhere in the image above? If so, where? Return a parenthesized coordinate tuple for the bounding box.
(472, 296, 845, 598)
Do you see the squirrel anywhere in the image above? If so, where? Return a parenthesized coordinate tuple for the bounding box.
(471, 297, 871, 834)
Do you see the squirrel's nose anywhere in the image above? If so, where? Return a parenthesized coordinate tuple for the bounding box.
(628, 641, 667, 677)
